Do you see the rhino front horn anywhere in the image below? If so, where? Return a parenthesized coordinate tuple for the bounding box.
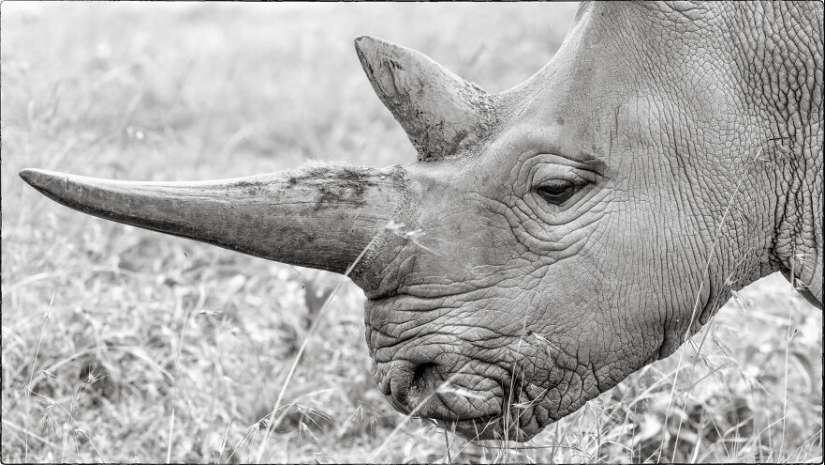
(19, 165, 407, 274)
(355, 36, 498, 161)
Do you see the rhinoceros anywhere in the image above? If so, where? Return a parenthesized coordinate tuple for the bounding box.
(19, 1, 823, 441)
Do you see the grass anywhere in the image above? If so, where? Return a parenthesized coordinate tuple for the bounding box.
(1, 3, 821, 463)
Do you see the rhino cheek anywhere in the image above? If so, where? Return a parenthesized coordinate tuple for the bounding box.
(358, 160, 653, 436)
(364, 2, 820, 439)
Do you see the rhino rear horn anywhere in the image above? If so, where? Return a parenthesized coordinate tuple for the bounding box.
(355, 36, 498, 162)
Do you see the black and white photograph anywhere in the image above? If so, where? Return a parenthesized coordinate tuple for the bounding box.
(2, 2, 822, 463)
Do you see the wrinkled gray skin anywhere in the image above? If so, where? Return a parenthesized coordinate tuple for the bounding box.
(20, 2, 823, 441)
(352, 1, 823, 440)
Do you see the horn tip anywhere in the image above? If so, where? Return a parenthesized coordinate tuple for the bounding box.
(19, 168, 66, 193)
(354, 35, 378, 48)
(354, 36, 378, 59)
(354, 35, 399, 58)
(19, 168, 46, 187)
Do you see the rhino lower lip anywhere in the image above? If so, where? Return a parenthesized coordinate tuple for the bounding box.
(407, 394, 504, 438)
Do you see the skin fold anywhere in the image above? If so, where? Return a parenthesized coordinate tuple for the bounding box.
(20, 2, 823, 441)
(349, 2, 823, 440)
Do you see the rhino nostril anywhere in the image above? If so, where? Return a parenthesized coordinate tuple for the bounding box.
(411, 362, 440, 394)
(387, 361, 442, 413)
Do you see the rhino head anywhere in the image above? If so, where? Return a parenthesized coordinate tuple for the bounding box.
(20, 2, 823, 441)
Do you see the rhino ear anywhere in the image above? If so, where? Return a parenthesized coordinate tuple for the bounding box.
(354, 36, 497, 162)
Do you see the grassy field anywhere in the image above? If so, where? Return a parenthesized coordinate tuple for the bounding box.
(1, 3, 821, 463)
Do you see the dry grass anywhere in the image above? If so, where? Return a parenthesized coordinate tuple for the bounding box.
(1, 3, 821, 463)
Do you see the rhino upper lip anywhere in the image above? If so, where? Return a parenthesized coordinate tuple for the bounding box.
(408, 361, 531, 427)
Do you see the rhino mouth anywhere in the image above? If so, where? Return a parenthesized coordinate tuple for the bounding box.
(414, 378, 548, 441)
(365, 290, 561, 441)
(375, 355, 549, 441)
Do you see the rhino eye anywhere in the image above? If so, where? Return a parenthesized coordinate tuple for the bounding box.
(535, 180, 578, 205)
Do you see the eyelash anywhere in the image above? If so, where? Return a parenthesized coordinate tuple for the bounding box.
(535, 180, 578, 205)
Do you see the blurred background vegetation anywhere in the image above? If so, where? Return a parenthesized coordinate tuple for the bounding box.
(1, 3, 821, 463)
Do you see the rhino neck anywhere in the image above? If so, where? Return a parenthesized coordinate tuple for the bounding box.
(769, 59, 823, 308)
(772, 131, 823, 309)
(756, 4, 824, 308)
(719, 3, 823, 308)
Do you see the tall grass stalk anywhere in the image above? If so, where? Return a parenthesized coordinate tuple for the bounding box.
(657, 140, 778, 462)
(24, 300, 53, 462)
(253, 231, 382, 463)
(778, 302, 794, 459)
(165, 296, 188, 462)
(368, 371, 466, 463)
